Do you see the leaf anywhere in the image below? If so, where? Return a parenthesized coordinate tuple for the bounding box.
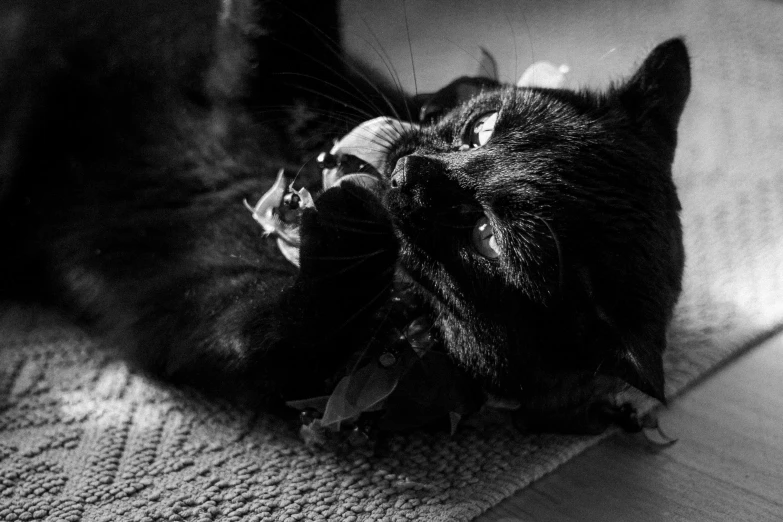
(327, 117, 418, 176)
(449, 412, 462, 436)
(244, 168, 286, 235)
(484, 393, 521, 411)
(516, 61, 570, 89)
(477, 47, 499, 81)
(245, 170, 316, 268)
(292, 184, 315, 209)
(320, 359, 402, 431)
(286, 395, 331, 413)
(300, 419, 327, 448)
(376, 351, 484, 432)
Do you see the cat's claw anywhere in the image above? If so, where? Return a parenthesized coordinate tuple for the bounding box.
(638, 413, 679, 448)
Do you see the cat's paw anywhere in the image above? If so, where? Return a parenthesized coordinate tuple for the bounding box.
(270, 183, 399, 377)
(299, 183, 398, 286)
(514, 401, 650, 435)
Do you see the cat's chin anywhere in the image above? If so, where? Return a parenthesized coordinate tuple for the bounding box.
(391, 243, 461, 318)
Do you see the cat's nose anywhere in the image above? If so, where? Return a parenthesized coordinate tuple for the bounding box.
(390, 155, 438, 189)
(390, 159, 407, 188)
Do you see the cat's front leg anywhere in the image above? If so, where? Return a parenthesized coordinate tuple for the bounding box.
(247, 183, 400, 399)
(515, 399, 652, 435)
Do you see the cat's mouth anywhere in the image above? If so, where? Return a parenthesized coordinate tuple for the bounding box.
(247, 117, 417, 267)
(319, 116, 418, 194)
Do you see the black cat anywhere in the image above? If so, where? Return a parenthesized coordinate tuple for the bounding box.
(0, 1, 689, 433)
(378, 39, 690, 430)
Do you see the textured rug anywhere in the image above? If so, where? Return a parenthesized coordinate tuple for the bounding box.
(2, 1, 783, 521)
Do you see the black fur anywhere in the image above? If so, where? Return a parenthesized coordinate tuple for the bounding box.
(385, 39, 689, 420)
(0, 0, 397, 396)
(0, 1, 689, 431)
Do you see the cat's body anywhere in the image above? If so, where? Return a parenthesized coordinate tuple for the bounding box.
(0, 1, 689, 433)
(0, 0, 377, 395)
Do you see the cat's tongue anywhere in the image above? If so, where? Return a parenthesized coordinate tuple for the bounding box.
(321, 117, 417, 192)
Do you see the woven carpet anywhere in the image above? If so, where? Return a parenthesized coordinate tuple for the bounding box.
(2, 0, 782, 521)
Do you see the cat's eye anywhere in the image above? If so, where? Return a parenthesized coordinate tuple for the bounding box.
(465, 111, 498, 149)
(472, 215, 500, 259)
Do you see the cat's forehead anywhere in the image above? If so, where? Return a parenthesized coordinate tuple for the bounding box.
(416, 86, 599, 155)
(434, 86, 586, 128)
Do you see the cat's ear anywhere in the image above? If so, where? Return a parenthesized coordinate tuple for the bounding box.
(588, 315, 667, 402)
(615, 38, 691, 145)
(577, 269, 667, 402)
(604, 330, 667, 403)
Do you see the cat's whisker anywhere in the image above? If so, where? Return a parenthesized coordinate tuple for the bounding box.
(431, 223, 474, 231)
(276, 3, 407, 121)
(342, 121, 411, 149)
(401, 0, 418, 97)
(249, 105, 370, 123)
(358, 19, 414, 123)
(514, 5, 535, 67)
(503, 11, 518, 84)
(243, 109, 361, 137)
(273, 71, 395, 123)
(336, 278, 396, 373)
(268, 79, 378, 122)
(302, 249, 394, 284)
(346, 281, 398, 374)
(438, 37, 497, 80)
(255, 9, 392, 121)
(337, 132, 398, 155)
(321, 223, 392, 236)
(304, 249, 390, 263)
(290, 158, 312, 188)
(536, 216, 565, 296)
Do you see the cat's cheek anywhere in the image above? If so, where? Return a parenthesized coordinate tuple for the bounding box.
(380, 191, 409, 237)
(381, 188, 410, 217)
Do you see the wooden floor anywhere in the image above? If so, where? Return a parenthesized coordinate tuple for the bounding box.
(477, 333, 783, 522)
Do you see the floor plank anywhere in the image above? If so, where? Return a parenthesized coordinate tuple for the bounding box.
(477, 333, 783, 521)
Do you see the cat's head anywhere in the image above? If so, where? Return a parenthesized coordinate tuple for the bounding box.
(327, 39, 690, 409)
